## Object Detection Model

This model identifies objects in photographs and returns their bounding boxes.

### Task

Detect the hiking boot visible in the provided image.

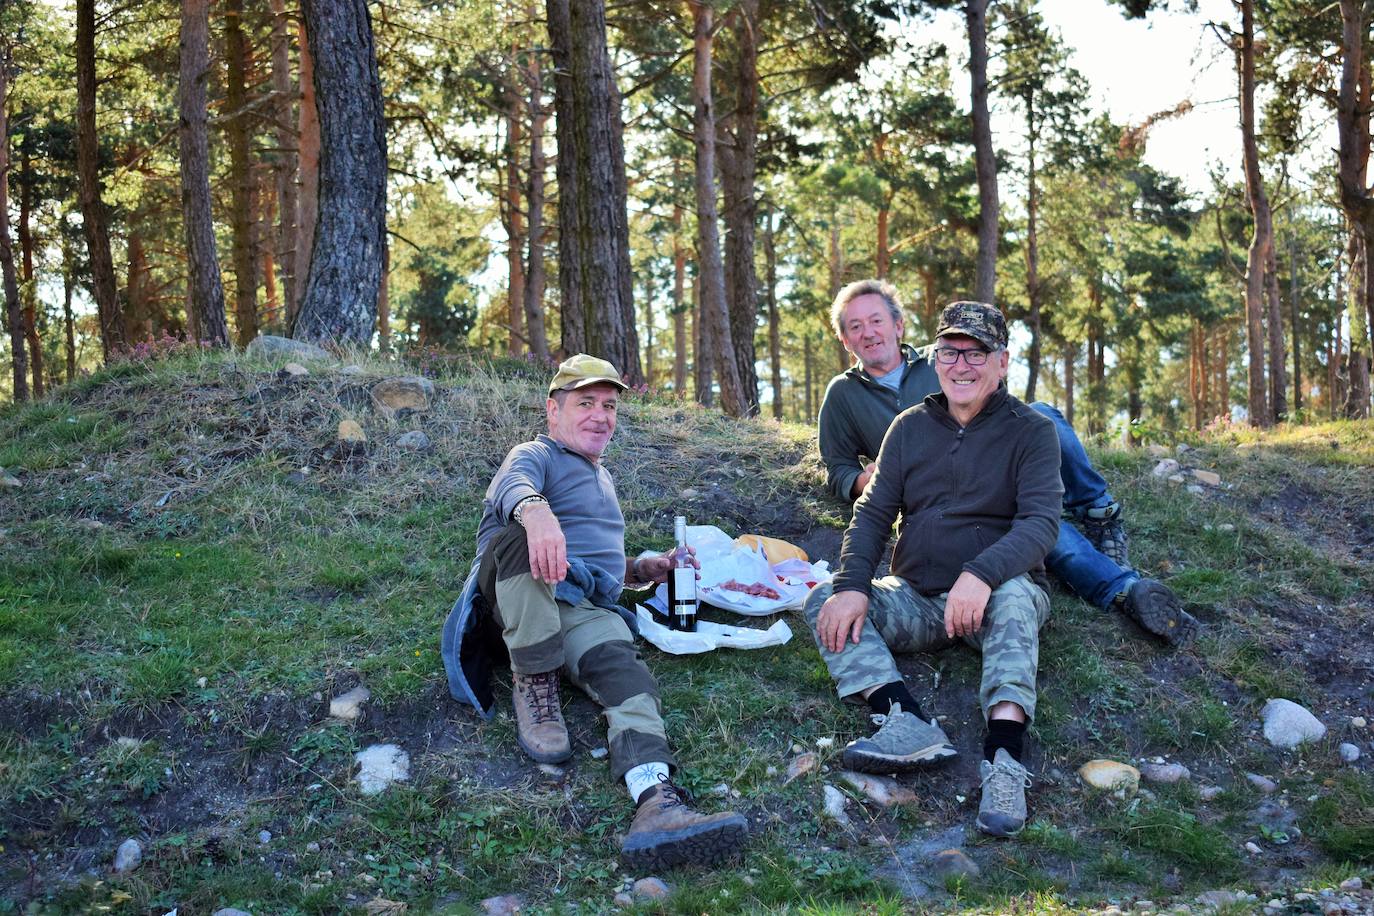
[511,670,571,764]
[620,780,748,870]
[977,748,1032,837]
[1115,578,1200,647]
[1082,501,1130,567]
[841,702,958,774]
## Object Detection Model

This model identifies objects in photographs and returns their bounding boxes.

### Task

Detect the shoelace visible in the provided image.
[981,759,1032,807]
[522,672,561,724]
[649,776,691,810]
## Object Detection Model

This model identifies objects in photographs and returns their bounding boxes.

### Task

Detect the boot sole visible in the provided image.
[517,734,572,765]
[1126,582,1199,647]
[842,742,958,774]
[620,815,748,870]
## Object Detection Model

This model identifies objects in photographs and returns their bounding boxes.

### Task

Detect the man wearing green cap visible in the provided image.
[804,301,1059,838]
[443,353,747,870]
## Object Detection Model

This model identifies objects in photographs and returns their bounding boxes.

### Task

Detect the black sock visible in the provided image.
[984,719,1027,763]
[867,681,925,721]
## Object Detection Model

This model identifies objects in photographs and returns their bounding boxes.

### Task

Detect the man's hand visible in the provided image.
[521,504,568,584]
[850,461,877,500]
[633,546,699,584]
[816,590,870,654]
[945,571,992,638]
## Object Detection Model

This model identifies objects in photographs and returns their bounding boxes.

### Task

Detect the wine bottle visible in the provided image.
[666,515,697,632]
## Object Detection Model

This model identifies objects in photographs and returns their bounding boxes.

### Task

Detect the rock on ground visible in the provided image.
[337,420,367,445]
[1153,458,1181,477]
[1140,762,1191,785]
[1079,759,1140,794]
[822,785,852,827]
[1339,742,1361,763]
[282,362,309,377]
[0,467,20,489]
[395,430,431,450]
[212,909,253,916]
[113,838,142,873]
[1262,698,1326,748]
[930,848,981,880]
[480,895,524,915]
[329,686,371,721]
[1246,772,1279,794]
[840,770,918,808]
[245,335,331,362]
[785,751,818,783]
[1191,468,1222,486]
[355,744,409,796]
[371,376,436,413]
[632,877,671,900]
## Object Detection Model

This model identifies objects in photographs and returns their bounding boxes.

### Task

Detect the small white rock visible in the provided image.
[1262,698,1327,748]
[1352,716,1367,729]
[354,744,409,796]
[329,686,371,721]
[1245,841,1262,855]
[822,785,851,827]
[1218,523,1235,533]
[1153,458,1181,477]
[258,830,272,845]
[1246,773,1279,794]
[1340,877,1363,892]
[1339,742,1361,763]
[1140,762,1190,785]
[113,838,142,873]
[1198,785,1224,801]
[589,747,608,759]
[305,841,321,853]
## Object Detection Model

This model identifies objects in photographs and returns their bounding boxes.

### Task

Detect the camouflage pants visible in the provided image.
[801,574,1050,722]
[479,524,674,780]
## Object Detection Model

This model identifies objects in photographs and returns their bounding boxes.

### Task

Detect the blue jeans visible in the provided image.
[1030,403,1136,609]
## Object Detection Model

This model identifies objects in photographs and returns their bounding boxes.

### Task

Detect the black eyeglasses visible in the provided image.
[933,346,992,366]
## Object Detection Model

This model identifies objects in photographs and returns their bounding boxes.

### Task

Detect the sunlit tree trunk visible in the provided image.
[523,23,550,363]
[672,182,687,396]
[76,0,124,360]
[828,220,846,370]
[178,0,230,347]
[292,0,386,347]
[764,207,782,420]
[17,151,41,396]
[967,0,998,303]
[505,91,526,357]
[1238,0,1272,426]
[269,0,298,331]
[1335,0,1372,417]
[689,0,745,416]
[692,271,712,406]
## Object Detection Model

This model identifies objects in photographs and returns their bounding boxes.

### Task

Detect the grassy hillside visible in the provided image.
[1,349,1371,914]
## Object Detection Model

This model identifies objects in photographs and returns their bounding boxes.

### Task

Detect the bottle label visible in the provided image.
[672,567,696,603]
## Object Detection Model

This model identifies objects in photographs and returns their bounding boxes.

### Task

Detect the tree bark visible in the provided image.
[672,178,687,397]
[1023,110,1041,402]
[1264,245,1287,420]
[1288,234,1301,416]
[224,0,259,346]
[764,207,782,420]
[292,0,386,347]
[1238,0,1272,426]
[378,240,390,352]
[718,0,761,415]
[1,56,26,401]
[178,0,231,347]
[18,151,42,396]
[1335,0,1372,417]
[522,20,551,363]
[76,0,124,360]
[269,0,298,332]
[293,16,320,323]
[546,0,641,381]
[505,90,526,357]
[689,0,746,416]
[692,269,712,405]
[1063,341,1075,428]
[967,0,998,303]
[63,263,76,383]
[125,230,150,340]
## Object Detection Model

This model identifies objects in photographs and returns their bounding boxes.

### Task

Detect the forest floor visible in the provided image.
[1,348,1372,915]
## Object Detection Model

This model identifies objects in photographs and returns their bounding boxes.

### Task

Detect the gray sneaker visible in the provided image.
[977,748,1031,837]
[1083,501,1129,568]
[842,702,958,773]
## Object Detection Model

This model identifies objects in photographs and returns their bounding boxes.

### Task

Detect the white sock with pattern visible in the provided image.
[624,761,671,803]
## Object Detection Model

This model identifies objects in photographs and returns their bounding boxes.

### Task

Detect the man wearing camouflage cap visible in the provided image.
[816,279,1198,648]
[804,301,1059,837]
[443,354,748,869]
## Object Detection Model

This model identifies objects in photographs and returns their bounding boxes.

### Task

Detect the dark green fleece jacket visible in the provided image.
[832,385,1063,597]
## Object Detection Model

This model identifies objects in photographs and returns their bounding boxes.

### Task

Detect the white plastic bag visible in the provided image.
[635,606,793,655]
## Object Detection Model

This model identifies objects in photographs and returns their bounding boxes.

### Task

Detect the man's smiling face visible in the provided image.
[934,333,1008,421]
[839,293,904,376]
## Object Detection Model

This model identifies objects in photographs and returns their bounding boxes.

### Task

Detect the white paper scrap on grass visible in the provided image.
[635,606,792,655]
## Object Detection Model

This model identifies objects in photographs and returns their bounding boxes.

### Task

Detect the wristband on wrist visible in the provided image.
[512,495,548,526]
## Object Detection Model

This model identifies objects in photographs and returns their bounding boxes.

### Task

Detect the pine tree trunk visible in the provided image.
[1264,246,1287,420]
[803,333,814,422]
[1289,234,1302,416]
[1063,342,1075,428]
[672,184,687,397]
[764,208,782,420]
[718,0,760,416]
[692,271,712,406]
[269,0,298,331]
[18,152,42,396]
[967,0,998,303]
[523,30,550,362]
[1023,115,1041,403]
[1,60,28,402]
[876,204,889,279]
[378,241,390,352]
[1238,0,1272,426]
[828,221,847,371]
[125,231,150,341]
[292,0,386,347]
[689,0,745,416]
[224,0,259,346]
[642,275,655,384]
[1335,0,1371,417]
[294,16,320,322]
[178,0,231,347]
[546,0,642,381]
[505,89,526,357]
[63,266,75,383]
[76,0,124,360]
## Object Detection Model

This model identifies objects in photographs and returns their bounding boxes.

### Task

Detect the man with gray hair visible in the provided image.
[817,278,1197,649]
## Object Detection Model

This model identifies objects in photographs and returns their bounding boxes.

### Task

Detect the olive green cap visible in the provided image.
[548,353,629,394]
[935,300,1008,351]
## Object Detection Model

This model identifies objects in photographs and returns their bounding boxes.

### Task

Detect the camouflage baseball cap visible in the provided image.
[548,353,629,394]
[935,301,1008,351]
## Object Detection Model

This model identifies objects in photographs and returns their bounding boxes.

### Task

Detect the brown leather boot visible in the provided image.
[511,670,571,764]
[620,781,748,870]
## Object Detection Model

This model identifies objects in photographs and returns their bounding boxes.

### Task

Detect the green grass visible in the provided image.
[1305,772,1374,863]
